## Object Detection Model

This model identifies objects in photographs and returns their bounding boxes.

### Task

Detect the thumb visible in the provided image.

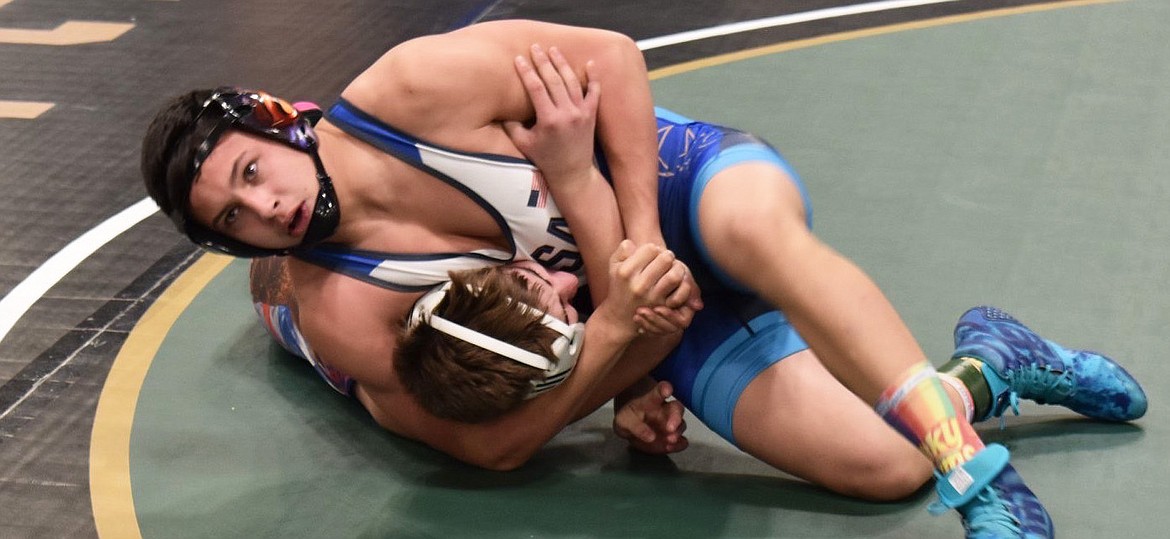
[613,239,635,262]
[656,381,674,400]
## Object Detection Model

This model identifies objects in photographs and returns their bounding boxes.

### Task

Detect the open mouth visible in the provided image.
[287,202,306,237]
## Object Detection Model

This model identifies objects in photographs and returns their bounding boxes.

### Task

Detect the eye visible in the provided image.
[243,161,258,182]
[224,207,240,227]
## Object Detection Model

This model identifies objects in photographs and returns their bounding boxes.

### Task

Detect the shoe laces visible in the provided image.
[992,365,1075,424]
[930,487,1022,537]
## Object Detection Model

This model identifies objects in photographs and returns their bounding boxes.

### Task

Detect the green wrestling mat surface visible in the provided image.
[113,1,1169,537]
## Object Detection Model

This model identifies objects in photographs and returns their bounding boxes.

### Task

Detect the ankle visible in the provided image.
[938,373,974,422]
[939,357,993,420]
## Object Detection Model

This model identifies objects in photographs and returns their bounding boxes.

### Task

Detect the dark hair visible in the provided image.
[140,89,218,226]
[395,268,563,423]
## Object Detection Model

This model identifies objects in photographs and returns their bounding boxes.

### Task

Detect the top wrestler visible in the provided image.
[140,19,1145,539]
[142,19,698,470]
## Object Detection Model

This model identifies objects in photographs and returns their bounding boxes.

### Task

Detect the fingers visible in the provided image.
[627,247,676,294]
[521,44,589,107]
[655,381,674,399]
[652,261,690,307]
[625,422,657,444]
[635,304,695,334]
[633,308,676,334]
[528,45,567,106]
[544,46,584,106]
[614,243,667,282]
[501,119,531,148]
[617,382,690,454]
[615,244,702,309]
[633,305,691,334]
[512,54,554,114]
[583,60,601,110]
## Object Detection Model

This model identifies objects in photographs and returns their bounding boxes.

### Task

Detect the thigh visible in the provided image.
[696,162,811,290]
[732,350,931,501]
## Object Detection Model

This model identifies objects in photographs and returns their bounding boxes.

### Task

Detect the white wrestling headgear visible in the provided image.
[408,282,585,398]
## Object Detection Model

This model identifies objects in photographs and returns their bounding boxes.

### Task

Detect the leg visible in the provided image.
[697,162,924,403]
[732,350,932,502]
[696,162,1053,537]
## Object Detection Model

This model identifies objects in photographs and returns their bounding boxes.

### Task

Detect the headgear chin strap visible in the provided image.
[408,282,585,398]
[177,88,340,258]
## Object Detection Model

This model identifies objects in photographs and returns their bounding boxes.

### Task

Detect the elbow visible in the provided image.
[479,456,526,473]
[589,30,646,76]
[612,33,646,71]
[469,446,535,472]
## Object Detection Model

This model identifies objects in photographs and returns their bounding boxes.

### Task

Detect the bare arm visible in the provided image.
[290,255,674,471]
[345,19,663,245]
[358,302,642,471]
[500,41,697,451]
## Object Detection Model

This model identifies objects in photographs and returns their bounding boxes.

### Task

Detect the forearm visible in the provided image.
[572,333,677,422]
[591,38,662,246]
[546,167,622,305]
[451,307,638,469]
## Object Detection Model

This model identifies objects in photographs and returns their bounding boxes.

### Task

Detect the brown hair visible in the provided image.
[139,88,219,226]
[395,268,564,423]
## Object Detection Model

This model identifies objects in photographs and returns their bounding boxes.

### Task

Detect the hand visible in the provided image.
[503,44,601,187]
[614,381,689,455]
[597,241,688,337]
[633,253,704,334]
[633,304,696,335]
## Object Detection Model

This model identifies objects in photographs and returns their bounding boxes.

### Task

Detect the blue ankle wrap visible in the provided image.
[934,444,1010,509]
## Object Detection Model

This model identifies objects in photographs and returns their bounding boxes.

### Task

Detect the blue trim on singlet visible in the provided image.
[658,107,814,293]
[328,99,532,166]
[692,312,808,441]
[295,246,512,293]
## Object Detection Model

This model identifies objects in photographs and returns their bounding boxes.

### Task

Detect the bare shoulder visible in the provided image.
[285,260,416,389]
[340,28,508,134]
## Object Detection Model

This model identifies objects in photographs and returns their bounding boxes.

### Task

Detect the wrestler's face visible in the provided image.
[506,260,580,324]
[188,130,319,250]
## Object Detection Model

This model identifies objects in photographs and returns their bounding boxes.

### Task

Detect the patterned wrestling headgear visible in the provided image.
[175,88,340,258]
[408,281,585,398]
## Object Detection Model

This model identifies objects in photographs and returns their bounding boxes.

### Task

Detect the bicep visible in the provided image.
[350,21,639,132]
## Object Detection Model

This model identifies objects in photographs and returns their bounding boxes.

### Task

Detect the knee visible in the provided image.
[703,197,812,275]
[698,168,811,265]
[828,456,933,502]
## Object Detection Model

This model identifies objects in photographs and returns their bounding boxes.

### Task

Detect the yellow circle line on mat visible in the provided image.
[86,1,1123,536]
[647,0,1120,80]
[90,253,233,539]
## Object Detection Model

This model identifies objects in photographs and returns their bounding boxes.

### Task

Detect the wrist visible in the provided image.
[546,167,604,198]
[588,303,639,344]
[624,219,665,247]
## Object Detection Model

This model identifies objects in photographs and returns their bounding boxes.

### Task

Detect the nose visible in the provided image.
[548,271,579,302]
[241,189,280,220]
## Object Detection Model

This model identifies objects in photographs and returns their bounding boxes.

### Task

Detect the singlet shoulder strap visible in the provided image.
[294,244,510,293]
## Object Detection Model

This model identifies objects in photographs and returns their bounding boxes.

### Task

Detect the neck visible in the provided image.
[311,121,406,244]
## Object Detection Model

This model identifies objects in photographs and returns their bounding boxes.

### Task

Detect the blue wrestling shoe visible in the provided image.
[952,306,1147,423]
[930,444,1054,539]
